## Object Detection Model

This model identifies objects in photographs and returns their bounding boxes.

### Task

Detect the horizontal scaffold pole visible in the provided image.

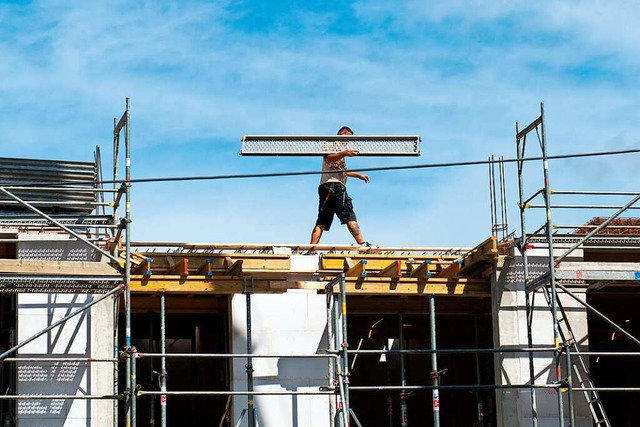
[0,187,120,264]
[0,284,124,360]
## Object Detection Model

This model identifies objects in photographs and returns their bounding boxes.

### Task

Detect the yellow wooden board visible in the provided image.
[0,259,121,276]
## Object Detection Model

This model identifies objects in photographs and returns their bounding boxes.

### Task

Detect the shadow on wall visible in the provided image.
[17,293,93,427]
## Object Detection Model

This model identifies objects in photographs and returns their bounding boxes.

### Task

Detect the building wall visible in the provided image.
[492,250,592,427]
[231,290,331,427]
[16,237,115,427]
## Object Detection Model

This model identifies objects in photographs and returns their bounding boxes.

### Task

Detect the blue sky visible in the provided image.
[1,1,639,247]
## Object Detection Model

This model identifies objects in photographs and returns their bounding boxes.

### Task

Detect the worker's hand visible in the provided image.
[342,149,359,157]
[358,174,370,183]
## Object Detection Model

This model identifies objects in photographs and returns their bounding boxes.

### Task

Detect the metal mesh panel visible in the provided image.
[0,278,121,293]
[241,135,421,156]
[17,247,102,262]
[0,214,113,228]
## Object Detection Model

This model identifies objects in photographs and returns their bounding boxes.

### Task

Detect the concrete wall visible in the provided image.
[231,290,330,427]
[16,237,115,427]
[492,250,592,427]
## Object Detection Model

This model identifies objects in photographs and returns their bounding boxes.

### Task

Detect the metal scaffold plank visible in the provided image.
[240,135,421,156]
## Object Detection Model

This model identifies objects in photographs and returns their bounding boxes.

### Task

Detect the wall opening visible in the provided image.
[347,296,495,426]
[587,290,640,427]
[123,295,230,427]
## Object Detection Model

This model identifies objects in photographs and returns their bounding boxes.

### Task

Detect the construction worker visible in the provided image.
[310,126,371,246]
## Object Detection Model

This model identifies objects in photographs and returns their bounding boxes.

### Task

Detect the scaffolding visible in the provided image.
[516,103,640,426]
[1,99,639,426]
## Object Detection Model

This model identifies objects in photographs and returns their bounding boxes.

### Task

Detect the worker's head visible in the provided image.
[337,126,353,136]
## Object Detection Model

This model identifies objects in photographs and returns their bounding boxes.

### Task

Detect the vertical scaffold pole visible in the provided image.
[564,345,575,427]
[429,295,440,427]
[112,114,120,427]
[245,278,256,427]
[132,349,137,427]
[160,292,167,427]
[332,283,348,427]
[398,314,408,427]
[326,285,337,427]
[338,273,350,426]
[125,97,133,427]
[516,122,538,427]
[539,103,565,426]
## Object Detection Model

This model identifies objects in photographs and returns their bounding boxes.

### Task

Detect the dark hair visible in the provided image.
[337,126,353,135]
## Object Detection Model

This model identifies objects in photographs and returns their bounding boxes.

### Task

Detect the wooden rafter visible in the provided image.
[345,259,367,277]
[165,257,189,275]
[376,260,402,278]
[460,236,499,276]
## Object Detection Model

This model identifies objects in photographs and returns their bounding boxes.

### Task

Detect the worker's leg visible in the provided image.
[312,184,334,244]
[335,186,366,244]
[310,225,325,244]
[346,221,365,244]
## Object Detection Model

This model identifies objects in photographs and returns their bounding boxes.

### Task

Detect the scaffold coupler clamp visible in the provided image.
[554,377,570,392]
[153,369,168,383]
[119,217,131,229]
[560,340,574,354]
[119,346,137,361]
[245,362,254,375]
[400,391,415,400]
[430,368,448,381]
[325,284,333,296]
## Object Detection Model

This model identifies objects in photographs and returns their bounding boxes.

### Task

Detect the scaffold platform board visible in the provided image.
[240,135,421,156]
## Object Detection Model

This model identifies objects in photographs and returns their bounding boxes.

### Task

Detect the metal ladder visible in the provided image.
[541,286,611,426]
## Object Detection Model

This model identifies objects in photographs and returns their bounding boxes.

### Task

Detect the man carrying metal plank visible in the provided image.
[310,126,371,247]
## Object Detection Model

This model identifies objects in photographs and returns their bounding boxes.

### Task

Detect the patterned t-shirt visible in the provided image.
[319,156,347,185]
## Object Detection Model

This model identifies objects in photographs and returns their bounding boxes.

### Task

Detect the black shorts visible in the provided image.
[315,182,357,231]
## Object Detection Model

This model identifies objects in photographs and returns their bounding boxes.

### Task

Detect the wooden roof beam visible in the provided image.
[225,259,244,277]
[460,236,499,275]
[410,260,433,278]
[165,257,189,275]
[437,260,463,278]
[376,260,402,278]
[345,259,368,277]
[132,257,153,275]
[196,258,214,276]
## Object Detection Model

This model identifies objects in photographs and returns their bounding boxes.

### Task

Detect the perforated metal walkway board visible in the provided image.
[240,135,421,156]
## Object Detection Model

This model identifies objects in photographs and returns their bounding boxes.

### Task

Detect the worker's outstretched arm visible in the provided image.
[346,171,370,183]
[324,149,359,163]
